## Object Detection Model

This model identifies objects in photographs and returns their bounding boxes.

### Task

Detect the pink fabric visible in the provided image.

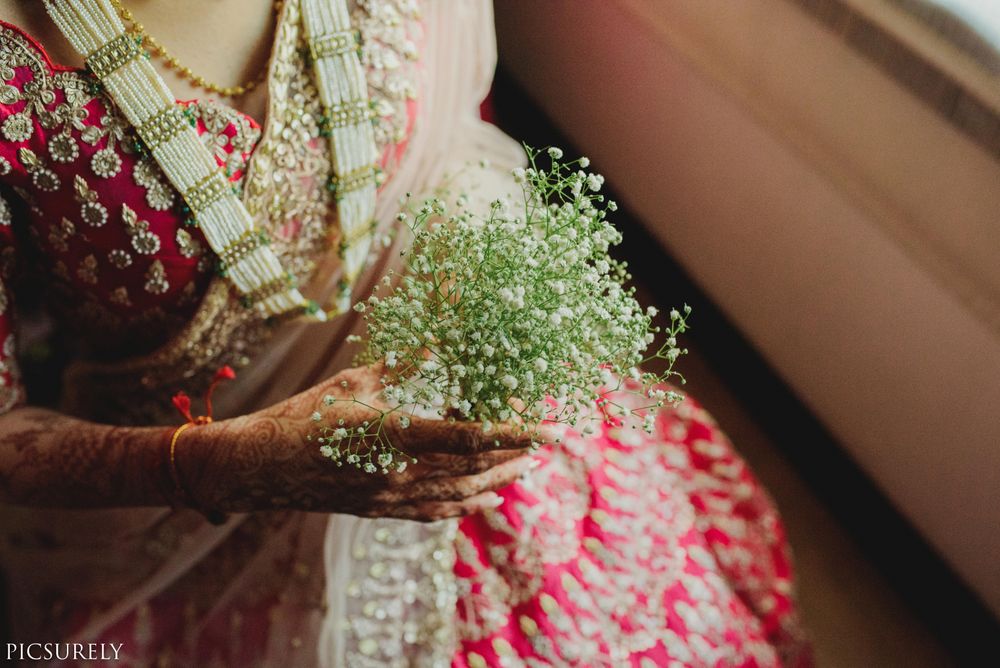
[452,389,810,667]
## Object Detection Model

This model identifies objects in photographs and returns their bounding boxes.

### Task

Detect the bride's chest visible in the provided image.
[0,0,422,353]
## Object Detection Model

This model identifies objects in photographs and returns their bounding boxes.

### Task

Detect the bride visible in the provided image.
[0,0,809,665]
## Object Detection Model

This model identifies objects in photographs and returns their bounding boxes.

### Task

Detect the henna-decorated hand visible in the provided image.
[178,364,540,521]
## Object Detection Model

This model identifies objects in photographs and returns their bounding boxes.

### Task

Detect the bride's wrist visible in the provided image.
[142,419,231,521]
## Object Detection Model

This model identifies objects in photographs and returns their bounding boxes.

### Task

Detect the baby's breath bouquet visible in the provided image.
[314,147,690,473]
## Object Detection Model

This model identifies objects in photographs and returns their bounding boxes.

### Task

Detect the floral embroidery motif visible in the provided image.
[0,193,10,226]
[133,158,175,211]
[186,101,261,176]
[352,0,422,158]
[48,217,75,252]
[144,259,169,295]
[175,228,202,259]
[73,175,109,227]
[76,254,99,284]
[91,146,122,178]
[17,147,60,192]
[121,204,161,255]
[81,110,132,179]
[108,248,132,269]
[48,133,79,163]
[109,286,131,306]
[1,111,31,142]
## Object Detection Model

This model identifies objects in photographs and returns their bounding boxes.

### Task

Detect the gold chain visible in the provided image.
[108,0,282,98]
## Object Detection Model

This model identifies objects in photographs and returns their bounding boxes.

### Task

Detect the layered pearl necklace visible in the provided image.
[43,0,379,322]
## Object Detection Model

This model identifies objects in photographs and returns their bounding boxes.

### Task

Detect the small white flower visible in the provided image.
[319,445,334,457]
[500,375,519,390]
[579,157,590,167]
[547,147,564,159]
[310,411,323,422]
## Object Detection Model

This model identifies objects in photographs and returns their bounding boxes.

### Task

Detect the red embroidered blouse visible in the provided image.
[0,15,417,413]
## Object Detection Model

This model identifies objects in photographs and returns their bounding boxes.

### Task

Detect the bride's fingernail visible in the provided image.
[486,493,505,507]
[529,459,542,470]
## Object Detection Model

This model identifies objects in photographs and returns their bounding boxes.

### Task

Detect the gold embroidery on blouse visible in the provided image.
[185,100,261,176]
[0,192,10,226]
[143,259,169,295]
[108,248,132,269]
[73,175,109,227]
[17,147,60,192]
[76,254,99,285]
[48,217,75,253]
[132,158,175,211]
[175,228,203,260]
[48,133,79,163]
[110,286,131,306]
[121,204,161,255]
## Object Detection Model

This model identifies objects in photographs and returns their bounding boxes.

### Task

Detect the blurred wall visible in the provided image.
[495,0,1000,616]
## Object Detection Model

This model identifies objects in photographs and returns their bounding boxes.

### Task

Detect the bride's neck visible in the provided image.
[2,0,277,121]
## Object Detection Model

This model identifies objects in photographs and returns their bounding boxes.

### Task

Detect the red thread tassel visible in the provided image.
[171,366,236,424]
[171,392,195,424]
[203,365,236,422]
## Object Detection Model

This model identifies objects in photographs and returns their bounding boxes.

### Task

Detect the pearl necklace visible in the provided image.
[43,0,380,322]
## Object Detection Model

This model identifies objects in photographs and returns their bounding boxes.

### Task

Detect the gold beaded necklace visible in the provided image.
[107,0,282,98]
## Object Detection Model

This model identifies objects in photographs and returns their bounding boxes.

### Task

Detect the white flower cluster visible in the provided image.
[314,147,690,473]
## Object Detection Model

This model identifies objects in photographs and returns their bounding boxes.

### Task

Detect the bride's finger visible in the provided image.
[394,415,538,455]
[413,449,530,477]
[391,491,508,522]
[400,456,537,502]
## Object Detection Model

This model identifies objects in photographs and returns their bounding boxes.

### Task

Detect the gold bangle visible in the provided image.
[166,422,228,525]
[168,421,196,499]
